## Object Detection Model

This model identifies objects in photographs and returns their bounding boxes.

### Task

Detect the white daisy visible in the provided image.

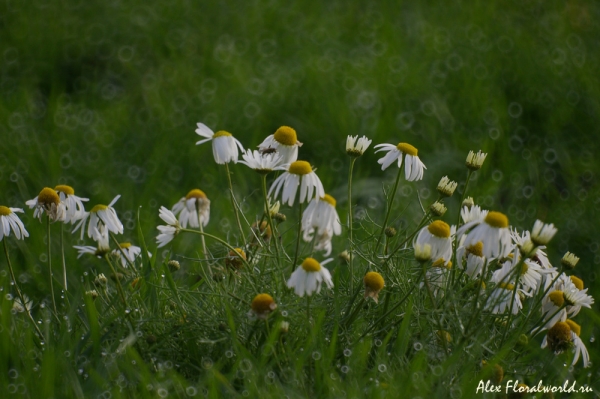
[301,194,342,248]
[346,135,372,157]
[171,189,210,229]
[541,320,589,368]
[312,230,334,256]
[374,142,426,180]
[258,126,302,166]
[414,220,453,266]
[485,282,523,314]
[238,149,284,173]
[436,176,457,197]
[156,206,181,248]
[457,211,513,259]
[566,320,590,368]
[249,293,277,320]
[530,220,557,246]
[12,294,32,313]
[112,242,149,268]
[287,257,334,297]
[268,160,325,207]
[460,204,488,225]
[74,245,103,259]
[195,122,244,164]
[0,206,29,241]
[492,253,542,294]
[456,241,486,279]
[465,150,487,170]
[26,187,66,222]
[55,185,89,224]
[73,195,124,242]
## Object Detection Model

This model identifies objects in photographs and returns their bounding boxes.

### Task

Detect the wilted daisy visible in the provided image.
[456,241,486,278]
[195,122,244,164]
[302,194,342,244]
[258,126,302,166]
[465,150,487,170]
[287,257,334,297]
[225,248,247,270]
[249,293,277,320]
[112,242,149,268]
[566,320,590,368]
[55,185,89,224]
[172,189,210,229]
[346,135,372,157]
[414,221,453,266]
[458,211,512,259]
[437,176,457,197]
[374,142,426,180]
[238,149,284,174]
[268,161,325,207]
[73,195,124,242]
[156,206,181,248]
[0,206,29,241]
[541,320,589,367]
[26,187,66,222]
[364,272,384,303]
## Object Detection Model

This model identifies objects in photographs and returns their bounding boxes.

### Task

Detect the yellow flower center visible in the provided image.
[363,272,384,291]
[186,189,207,200]
[38,187,60,205]
[91,204,108,213]
[570,275,584,290]
[301,257,321,272]
[565,319,581,337]
[212,130,232,138]
[251,293,276,314]
[230,248,247,260]
[0,206,11,216]
[55,185,75,195]
[273,126,297,146]
[119,242,132,249]
[484,211,509,228]
[520,263,529,275]
[289,161,312,176]
[548,321,571,342]
[466,242,484,258]
[321,194,336,207]
[396,142,418,156]
[548,290,564,307]
[498,282,515,291]
[427,220,451,238]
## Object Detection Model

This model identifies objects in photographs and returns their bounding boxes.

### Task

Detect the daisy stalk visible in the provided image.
[261,174,281,269]
[47,214,58,316]
[376,155,404,253]
[104,253,128,307]
[347,157,357,291]
[224,163,247,247]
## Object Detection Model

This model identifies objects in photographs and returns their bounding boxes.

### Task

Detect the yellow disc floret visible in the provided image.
[301,257,321,272]
[548,290,565,307]
[38,187,60,205]
[119,242,132,249]
[484,211,509,228]
[364,272,385,291]
[289,161,312,175]
[396,142,418,156]
[570,275,584,290]
[90,204,108,213]
[251,293,276,315]
[321,194,336,208]
[427,220,451,238]
[212,130,232,138]
[466,242,484,258]
[0,206,11,216]
[186,189,207,200]
[547,321,572,352]
[55,185,75,195]
[498,282,515,291]
[273,126,298,146]
[565,319,581,337]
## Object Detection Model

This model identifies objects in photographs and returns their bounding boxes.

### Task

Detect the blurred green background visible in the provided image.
[1,0,599,340]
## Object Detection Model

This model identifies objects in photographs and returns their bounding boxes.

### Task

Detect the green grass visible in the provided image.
[1,0,600,397]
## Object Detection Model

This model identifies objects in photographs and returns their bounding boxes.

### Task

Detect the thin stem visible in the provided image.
[292,202,304,268]
[198,223,208,263]
[182,228,250,270]
[347,158,356,293]
[3,240,45,341]
[455,170,473,229]
[376,158,404,253]
[104,254,128,307]
[306,295,312,323]
[224,163,246,247]
[109,233,137,272]
[262,174,281,269]
[47,215,58,316]
[60,223,67,290]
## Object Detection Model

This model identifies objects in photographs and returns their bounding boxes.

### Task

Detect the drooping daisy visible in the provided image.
[225,248,247,270]
[55,185,89,224]
[238,149,284,174]
[485,282,524,314]
[73,195,124,242]
[258,126,302,166]
[268,161,325,207]
[156,206,181,248]
[0,206,29,241]
[541,320,590,368]
[171,189,210,229]
[492,253,542,294]
[195,122,244,164]
[287,257,334,297]
[374,142,426,180]
[346,135,372,157]
[458,211,513,259]
[566,320,590,368]
[301,194,342,247]
[414,220,453,266]
[26,187,66,222]
[249,293,277,320]
[456,241,486,279]
[112,242,149,268]
[364,271,384,303]
[312,229,334,257]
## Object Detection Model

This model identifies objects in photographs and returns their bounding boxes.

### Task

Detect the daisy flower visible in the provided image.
[414,220,453,266]
[0,206,29,241]
[287,257,334,297]
[346,135,372,157]
[566,320,590,368]
[26,187,66,222]
[73,195,124,242]
[561,251,579,269]
[457,211,512,259]
[436,176,457,197]
[55,185,89,224]
[238,149,284,174]
[302,194,342,244]
[268,160,325,207]
[249,293,277,320]
[541,320,590,368]
[112,242,149,268]
[456,241,486,279]
[363,271,384,303]
[530,220,557,246]
[195,122,244,164]
[258,126,302,166]
[156,206,181,248]
[485,282,524,314]
[171,189,210,229]
[492,254,542,294]
[374,142,426,180]
[465,150,487,170]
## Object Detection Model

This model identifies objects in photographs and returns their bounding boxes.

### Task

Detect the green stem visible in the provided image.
[262,174,281,269]
[104,254,128,307]
[376,157,404,253]
[306,295,312,323]
[347,158,356,293]
[60,223,67,290]
[224,162,246,247]
[181,228,250,270]
[47,215,58,316]
[3,240,45,341]
[292,202,304,268]
[199,223,208,264]
[456,170,473,229]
